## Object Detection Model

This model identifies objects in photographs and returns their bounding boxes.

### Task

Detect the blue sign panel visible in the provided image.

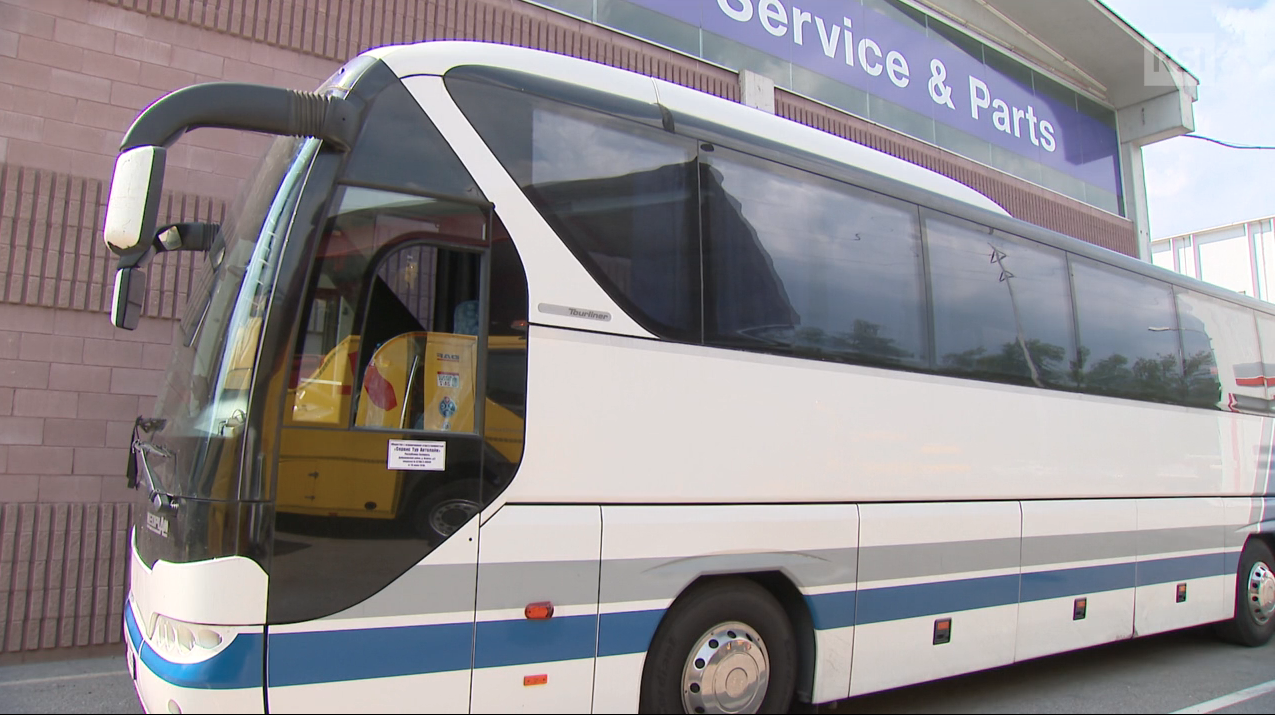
[548,0,1123,212]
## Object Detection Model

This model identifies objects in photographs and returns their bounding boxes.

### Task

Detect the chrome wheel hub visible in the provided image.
[430,499,479,536]
[1249,561,1275,625]
[681,621,769,714]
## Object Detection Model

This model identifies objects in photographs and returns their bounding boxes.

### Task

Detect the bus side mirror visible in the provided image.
[111,266,147,330]
[104,145,166,256]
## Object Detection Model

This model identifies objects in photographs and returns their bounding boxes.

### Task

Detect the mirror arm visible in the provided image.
[155,222,219,253]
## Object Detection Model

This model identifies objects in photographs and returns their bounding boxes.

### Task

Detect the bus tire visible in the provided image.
[1216,538,1275,647]
[639,578,796,714]
[411,480,482,543]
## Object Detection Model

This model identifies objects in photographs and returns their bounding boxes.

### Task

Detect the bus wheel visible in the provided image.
[412,481,481,542]
[1217,538,1275,646]
[639,578,796,714]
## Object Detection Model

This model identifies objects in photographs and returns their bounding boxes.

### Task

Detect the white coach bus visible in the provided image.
[103,41,1274,714]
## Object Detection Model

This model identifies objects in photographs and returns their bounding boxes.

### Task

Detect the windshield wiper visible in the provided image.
[126,416,175,508]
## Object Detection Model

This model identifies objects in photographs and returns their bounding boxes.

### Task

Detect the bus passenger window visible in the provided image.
[702,148,928,368]
[927,215,1076,388]
[287,230,364,426]
[1072,258,1182,403]
[447,77,701,341]
[1176,289,1255,411]
[353,244,482,433]
[286,187,485,427]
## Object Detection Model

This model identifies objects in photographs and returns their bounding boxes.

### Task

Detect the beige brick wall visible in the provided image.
[0,303,164,652]
[0,305,172,506]
[0,0,339,201]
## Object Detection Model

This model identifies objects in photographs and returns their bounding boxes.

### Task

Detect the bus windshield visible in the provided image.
[139,136,320,502]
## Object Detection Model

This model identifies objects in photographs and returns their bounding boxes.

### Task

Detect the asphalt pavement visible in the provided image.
[0,652,139,714]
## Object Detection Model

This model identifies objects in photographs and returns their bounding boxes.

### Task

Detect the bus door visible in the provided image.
[265,187,500,712]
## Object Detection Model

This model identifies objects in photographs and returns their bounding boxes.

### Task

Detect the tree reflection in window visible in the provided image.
[928,214,1075,388]
[703,149,928,368]
[1071,258,1183,403]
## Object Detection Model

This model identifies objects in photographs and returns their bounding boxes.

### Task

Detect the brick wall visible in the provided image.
[1,305,170,653]
[1,0,340,201]
[0,305,173,506]
[0,0,1140,655]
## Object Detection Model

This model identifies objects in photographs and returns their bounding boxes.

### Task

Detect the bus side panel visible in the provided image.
[1219,413,1266,500]
[264,519,480,714]
[471,505,601,714]
[1133,498,1229,636]
[511,327,1227,506]
[849,502,1020,698]
[1015,500,1137,662]
[593,505,860,711]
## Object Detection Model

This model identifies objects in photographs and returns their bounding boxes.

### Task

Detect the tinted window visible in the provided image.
[703,148,927,368]
[270,188,492,623]
[450,79,700,340]
[1072,258,1181,402]
[928,215,1076,387]
[343,74,484,201]
[484,221,530,483]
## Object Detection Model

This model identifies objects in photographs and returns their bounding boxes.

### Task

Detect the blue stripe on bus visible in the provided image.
[805,590,858,630]
[268,622,474,686]
[473,615,598,668]
[855,573,1021,625]
[1136,552,1227,586]
[1020,562,1136,602]
[811,553,1232,628]
[124,606,264,690]
[597,609,666,657]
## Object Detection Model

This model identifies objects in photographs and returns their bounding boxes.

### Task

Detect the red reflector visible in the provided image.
[524,674,548,686]
[525,602,554,620]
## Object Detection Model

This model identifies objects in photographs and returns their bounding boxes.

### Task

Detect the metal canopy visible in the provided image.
[919,0,1197,113]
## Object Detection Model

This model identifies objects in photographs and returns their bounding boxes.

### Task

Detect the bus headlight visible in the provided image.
[145,613,233,663]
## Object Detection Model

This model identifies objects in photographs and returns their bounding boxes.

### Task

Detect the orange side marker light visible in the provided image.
[525,602,554,620]
[524,674,548,686]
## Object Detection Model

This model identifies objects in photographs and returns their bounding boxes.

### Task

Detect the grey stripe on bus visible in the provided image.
[321,563,478,621]
[476,559,601,612]
[1136,525,1226,558]
[598,549,859,607]
[1021,531,1138,568]
[318,522,1247,620]
[857,537,1020,583]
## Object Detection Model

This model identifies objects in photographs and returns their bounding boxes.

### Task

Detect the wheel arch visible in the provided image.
[655,570,817,707]
[1253,531,1275,555]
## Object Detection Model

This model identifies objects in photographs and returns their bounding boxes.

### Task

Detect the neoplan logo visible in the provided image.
[146,512,169,538]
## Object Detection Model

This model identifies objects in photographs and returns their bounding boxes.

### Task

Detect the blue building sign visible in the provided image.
[532,0,1123,215]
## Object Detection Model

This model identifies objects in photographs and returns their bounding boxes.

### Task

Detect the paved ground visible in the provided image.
[0,626,1271,713]
[0,653,139,714]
